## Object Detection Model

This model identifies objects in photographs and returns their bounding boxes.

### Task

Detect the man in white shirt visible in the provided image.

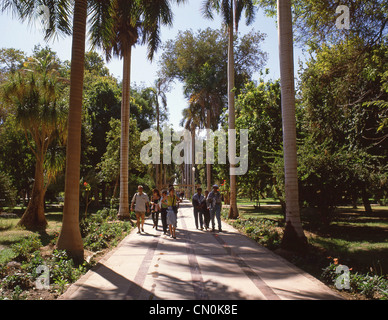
[131,185,150,234]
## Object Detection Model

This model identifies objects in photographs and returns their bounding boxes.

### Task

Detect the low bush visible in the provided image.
[82,208,131,252]
[0,207,132,299]
[11,234,42,262]
[226,214,282,250]
[321,260,388,300]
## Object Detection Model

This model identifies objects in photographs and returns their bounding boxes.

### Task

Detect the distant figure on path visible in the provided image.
[131,185,150,234]
[207,185,223,232]
[192,187,204,230]
[202,190,211,230]
[160,190,169,235]
[167,187,179,239]
[151,189,161,230]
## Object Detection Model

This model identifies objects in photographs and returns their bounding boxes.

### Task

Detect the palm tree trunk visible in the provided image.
[156,103,160,189]
[206,114,212,192]
[277,0,306,249]
[18,153,47,230]
[192,128,195,196]
[228,8,238,219]
[118,46,132,219]
[57,0,87,263]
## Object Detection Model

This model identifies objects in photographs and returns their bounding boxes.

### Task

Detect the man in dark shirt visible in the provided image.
[192,187,205,230]
[207,185,223,232]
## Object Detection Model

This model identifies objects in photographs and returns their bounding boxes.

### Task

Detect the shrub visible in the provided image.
[48,250,84,284]
[81,208,131,252]
[321,260,388,300]
[2,271,33,290]
[11,234,42,262]
[229,217,282,249]
[0,172,17,211]
[20,251,45,277]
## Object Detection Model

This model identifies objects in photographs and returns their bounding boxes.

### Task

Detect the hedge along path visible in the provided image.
[60,201,342,300]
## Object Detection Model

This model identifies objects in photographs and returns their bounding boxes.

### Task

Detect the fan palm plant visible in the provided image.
[2,52,68,230]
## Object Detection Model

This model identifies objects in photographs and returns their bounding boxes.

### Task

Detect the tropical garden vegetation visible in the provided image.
[0,0,387,300]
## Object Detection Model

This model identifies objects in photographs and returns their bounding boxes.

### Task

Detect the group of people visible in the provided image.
[130,184,223,240]
[131,185,181,239]
[192,185,223,232]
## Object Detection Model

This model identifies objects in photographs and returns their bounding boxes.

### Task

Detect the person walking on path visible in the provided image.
[131,185,150,234]
[207,185,223,232]
[202,190,211,230]
[160,190,169,235]
[192,187,205,230]
[167,187,179,239]
[151,189,161,230]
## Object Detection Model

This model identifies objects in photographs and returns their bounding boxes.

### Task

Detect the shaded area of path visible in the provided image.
[60,201,342,300]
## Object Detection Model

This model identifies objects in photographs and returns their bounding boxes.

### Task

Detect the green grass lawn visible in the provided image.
[235,198,388,276]
[0,207,63,264]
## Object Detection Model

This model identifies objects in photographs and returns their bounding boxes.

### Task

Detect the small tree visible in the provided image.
[2,51,68,229]
[0,171,17,212]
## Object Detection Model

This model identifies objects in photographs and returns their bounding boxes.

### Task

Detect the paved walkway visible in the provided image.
[60,201,342,300]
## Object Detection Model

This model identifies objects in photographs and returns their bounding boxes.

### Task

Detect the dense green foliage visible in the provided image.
[0,47,168,216]
[0,208,132,299]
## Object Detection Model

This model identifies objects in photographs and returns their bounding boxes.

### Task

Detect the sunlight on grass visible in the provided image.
[0,212,62,249]
[233,198,388,275]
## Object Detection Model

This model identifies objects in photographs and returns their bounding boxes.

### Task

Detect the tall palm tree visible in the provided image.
[277,0,306,249]
[145,79,168,189]
[57,0,88,263]
[181,103,203,192]
[185,84,224,192]
[202,0,256,219]
[90,0,186,219]
[1,0,89,262]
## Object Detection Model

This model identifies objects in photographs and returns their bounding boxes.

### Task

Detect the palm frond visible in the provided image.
[201,0,219,20]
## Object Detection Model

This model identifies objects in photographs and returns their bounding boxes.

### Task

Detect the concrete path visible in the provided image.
[60,201,342,300]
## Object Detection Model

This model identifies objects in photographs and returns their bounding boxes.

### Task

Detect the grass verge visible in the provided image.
[0,208,132,300]
[223,199,388,300]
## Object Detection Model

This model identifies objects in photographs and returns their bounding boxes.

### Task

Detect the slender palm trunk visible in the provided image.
[118,47,132,219]
[206,114,212,192]
[228,8,238,219]
[192,128,195,195]
[57,0,87,263]
[277,0,306,249]
[156,103,161,189]
[18,152,47,229]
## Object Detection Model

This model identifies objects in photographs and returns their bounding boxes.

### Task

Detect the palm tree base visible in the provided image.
[56,245,84,266]
[228,204,239,219]
[117,214,135,226]
[17,218,47,231]
[57,225,85,265]
[281,221,308,252]
[17,204,47,231]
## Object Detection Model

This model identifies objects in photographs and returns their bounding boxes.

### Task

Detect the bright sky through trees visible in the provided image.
[0,1,304,129]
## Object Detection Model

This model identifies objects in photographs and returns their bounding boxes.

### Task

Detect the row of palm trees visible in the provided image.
[1,0,306,262]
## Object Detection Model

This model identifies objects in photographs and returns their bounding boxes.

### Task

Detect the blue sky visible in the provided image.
[0,1,306,130]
